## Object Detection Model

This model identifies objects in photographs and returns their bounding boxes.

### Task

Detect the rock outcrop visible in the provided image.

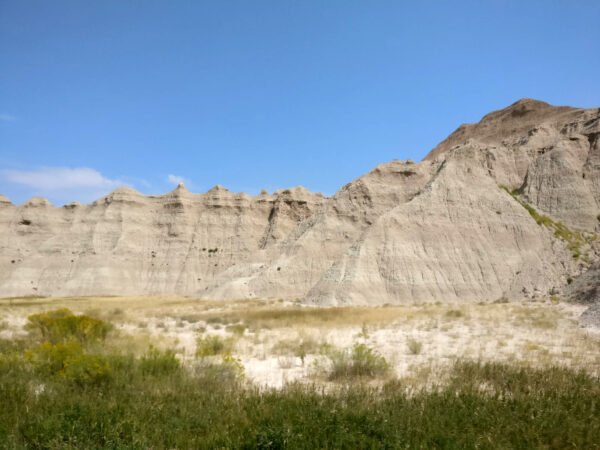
[1,99,599,303]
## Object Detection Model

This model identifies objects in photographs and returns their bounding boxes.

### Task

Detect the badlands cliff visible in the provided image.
[1,99,599,304]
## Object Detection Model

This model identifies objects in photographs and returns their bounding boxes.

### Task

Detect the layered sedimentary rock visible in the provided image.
[1,99,599,303]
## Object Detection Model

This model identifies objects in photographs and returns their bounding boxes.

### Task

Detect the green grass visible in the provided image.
[2,309,600,448]
[2,352,599,448]
[499,185,596,260]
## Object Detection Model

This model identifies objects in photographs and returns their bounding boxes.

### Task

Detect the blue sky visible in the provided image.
[1,1,599,205]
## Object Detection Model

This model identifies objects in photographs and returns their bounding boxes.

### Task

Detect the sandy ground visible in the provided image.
[1,296,599,388]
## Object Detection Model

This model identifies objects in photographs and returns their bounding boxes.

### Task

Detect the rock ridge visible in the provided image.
[1,98,599,303]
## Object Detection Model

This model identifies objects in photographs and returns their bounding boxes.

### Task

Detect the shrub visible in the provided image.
[139,347,181,377]
[25,309,111,346]
[196,335,233,357]
[26,341,111,386]
[327,343,389,380]
[406,338,423,355]
[445,309,464,318]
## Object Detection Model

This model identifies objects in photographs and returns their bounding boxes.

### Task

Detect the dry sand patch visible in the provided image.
[1,296,598,388]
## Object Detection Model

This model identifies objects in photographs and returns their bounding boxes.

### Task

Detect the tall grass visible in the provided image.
[2,354,599,448]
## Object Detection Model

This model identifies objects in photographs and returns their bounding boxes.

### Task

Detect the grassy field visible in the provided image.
[1,297,600,448]
[1,351,599,448]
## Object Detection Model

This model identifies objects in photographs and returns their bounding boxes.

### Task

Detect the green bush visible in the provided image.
[25,308,112,346]
[327,343,390,380]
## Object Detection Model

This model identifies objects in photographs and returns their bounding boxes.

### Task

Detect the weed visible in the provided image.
[407,338,423,355]
[206,316,226,325]
[326,343,390,380]
[178,314,202,323]
[225,324,246,335]
[108,308,124,319]
[445,309,464,318]
[194,355,244,385]
[357,323,370,340]
[296,338,319,365]
[277,356,296,369]
[139,347,181,377]
[196,335,234,357]
[272,337,319,365]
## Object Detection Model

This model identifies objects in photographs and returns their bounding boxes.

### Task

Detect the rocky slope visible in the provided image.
[1,99,599,304]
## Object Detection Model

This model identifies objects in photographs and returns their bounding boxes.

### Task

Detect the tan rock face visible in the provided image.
[1,99,599,302]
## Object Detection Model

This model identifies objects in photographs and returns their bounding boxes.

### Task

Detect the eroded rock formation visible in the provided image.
[1,99,599,303]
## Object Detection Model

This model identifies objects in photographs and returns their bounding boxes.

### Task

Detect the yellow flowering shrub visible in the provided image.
[25,309,112,346]
[26,341,111,386]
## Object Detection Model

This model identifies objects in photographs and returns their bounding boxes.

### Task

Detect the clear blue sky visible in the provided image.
[1,1,599,205]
